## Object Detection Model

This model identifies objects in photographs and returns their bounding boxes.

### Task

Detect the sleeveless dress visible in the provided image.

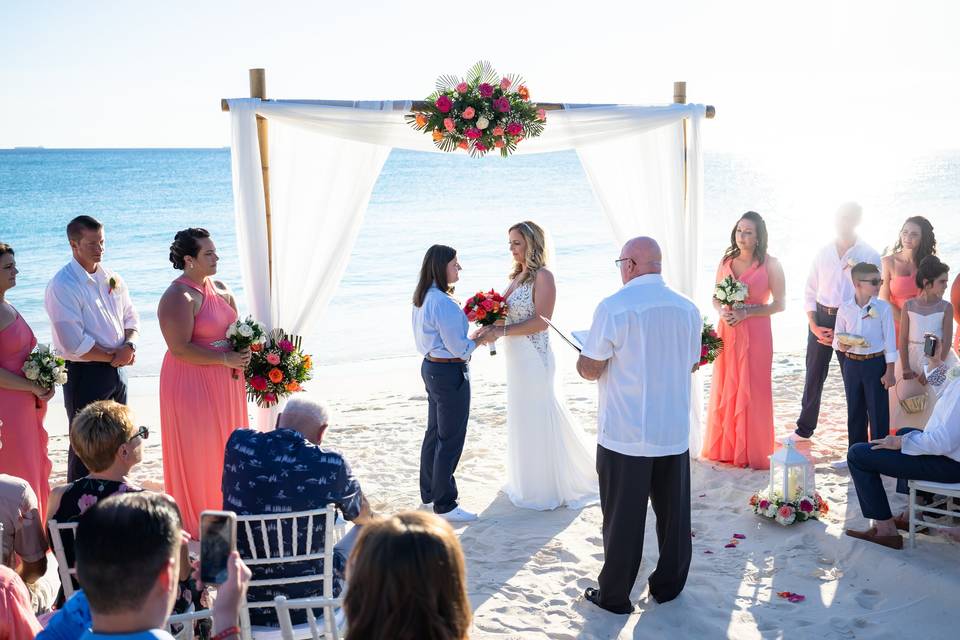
[0,312,51,518]
[888,273,919,342]
[502,281,599,510]
[890,300,958,430]
[160,276,248,537]
[702,261,775,470]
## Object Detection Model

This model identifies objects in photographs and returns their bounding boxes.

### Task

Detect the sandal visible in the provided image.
[846,526,903,550]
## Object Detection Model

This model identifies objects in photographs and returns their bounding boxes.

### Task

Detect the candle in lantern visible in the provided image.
[787,467,800,500]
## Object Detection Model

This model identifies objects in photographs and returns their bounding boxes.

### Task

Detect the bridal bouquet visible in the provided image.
[222,316,267,379]
[749,489,828,526]
[700,320,723,367]
[405,60,546,157]
[464,290,508,355]
[22,344,68,389]
[714,275,748,308]
[245,330,313,407]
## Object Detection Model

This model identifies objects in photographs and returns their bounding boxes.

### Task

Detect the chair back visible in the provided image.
[167,608,216,640]
[48,519,80,598]
[274,595,344,640]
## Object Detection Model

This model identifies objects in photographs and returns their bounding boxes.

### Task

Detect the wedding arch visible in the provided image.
[222,68,715,432]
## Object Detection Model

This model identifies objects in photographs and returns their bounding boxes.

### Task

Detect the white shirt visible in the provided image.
[412,286,477,360]
[581,274,701,457]
[901,376,960,462]
[804,239,881,312]
[44,258,140,361]
[832,296,898,363]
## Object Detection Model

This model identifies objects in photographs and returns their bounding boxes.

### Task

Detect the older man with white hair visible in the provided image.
[221,396,373,626]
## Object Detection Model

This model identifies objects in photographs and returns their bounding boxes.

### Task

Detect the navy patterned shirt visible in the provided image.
[222,428,363,626]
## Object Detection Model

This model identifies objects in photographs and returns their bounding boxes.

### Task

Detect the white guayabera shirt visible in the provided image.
[804,239,881,311]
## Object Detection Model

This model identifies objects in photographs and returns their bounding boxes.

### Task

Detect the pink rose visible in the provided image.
[798,499,815,513]
[467,311,477,322]
[506,122,523,136]
[456,82,469,94]
[514,136,524,143]
[475,142,488,152]
[478,83,494,98]
[494,139,505,149]
[278,339,294,353]
[266,352,281,365]
[500,77,512,91]
[481,299,494,311]
[465,127,481,140]
[435,95,453,113]
[78,494,98,513]
[493,97,511,113]
[777,504,795,518]
[493,126,505,136]
[462,106,476,119]
[537,108,547,121]
[444,118,456,133]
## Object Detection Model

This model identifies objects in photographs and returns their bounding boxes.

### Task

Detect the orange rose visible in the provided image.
[285,381,301,392]
[268,368,284,383]
[250,342,263,352]
[303,355,313,370]
[431,130,444,142]
[415,113,428,127]
[517,85,530,100]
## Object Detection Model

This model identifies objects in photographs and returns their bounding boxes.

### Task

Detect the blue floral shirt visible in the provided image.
[222,428,363,626]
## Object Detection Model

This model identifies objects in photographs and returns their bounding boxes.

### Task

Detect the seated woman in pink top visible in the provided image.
[880,216,936,343]
[158,228,250,537]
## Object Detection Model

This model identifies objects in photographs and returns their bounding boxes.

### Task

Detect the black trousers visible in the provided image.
[419,359,470,514]
[596,445,691,608]
[795,306,846,438]
[842,356,890,446]
[63,361,128,481]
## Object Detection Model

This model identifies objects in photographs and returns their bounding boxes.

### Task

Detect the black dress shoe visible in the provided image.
[584,587,635,614]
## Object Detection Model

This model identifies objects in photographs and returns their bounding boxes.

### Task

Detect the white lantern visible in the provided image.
[768,440,815,501]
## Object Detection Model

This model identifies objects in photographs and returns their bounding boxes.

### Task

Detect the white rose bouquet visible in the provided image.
[714,275,749,309]
[22,344,68,390]
[221,316,266,379]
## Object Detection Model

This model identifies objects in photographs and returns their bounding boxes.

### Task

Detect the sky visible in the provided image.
[2,1,959,154]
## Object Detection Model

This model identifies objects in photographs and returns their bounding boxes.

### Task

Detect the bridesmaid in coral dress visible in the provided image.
[880,216,936,343]
[702,212,786,470]
[0,244,54,517]
[158,229,250,536]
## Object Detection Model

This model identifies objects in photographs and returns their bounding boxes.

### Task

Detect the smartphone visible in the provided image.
[924,333,939,358]
[200,510,236,585]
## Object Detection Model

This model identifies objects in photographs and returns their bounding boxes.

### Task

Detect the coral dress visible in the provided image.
[0,312,51,518]
[160,277,248,537]
[702,261,774,470]
[888,274,919,342]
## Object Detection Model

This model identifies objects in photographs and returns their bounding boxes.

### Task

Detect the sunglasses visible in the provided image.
[858,278,883,286]
[127,425,149,443]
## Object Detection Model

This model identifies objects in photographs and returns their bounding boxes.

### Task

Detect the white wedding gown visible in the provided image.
[502,281,600,510]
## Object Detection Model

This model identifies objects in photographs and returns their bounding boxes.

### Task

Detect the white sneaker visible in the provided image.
[830,459,848,470]
[786,432,810,444]
[437,507,478,523]
[418,502,433,511]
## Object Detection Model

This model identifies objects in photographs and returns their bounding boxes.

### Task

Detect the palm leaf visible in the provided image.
[436,74,461,93]
[465,60,498,85]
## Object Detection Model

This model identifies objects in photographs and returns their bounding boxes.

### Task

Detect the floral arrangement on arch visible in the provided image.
[405,60,546,157]
[749,489,828,526]
[245,330,313,408]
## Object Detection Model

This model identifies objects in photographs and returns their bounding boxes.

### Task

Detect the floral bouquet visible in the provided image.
[714,275,748,308]
[749,489,828,526]
[22,344,67,389]
[405,60,546,157]
[245,330,313,408]
[221,316,267,379]
[463,290,508,355]
[700,320,723,367]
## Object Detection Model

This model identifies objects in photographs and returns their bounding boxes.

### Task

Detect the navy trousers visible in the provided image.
[847,428,960,520]
[795,306,846,438]
[63,361,128,481]
[842,356,889,446]
[419,359,470,515]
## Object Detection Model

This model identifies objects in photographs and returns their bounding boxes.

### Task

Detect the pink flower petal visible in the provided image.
[733,533,746,539]
[724,543,737,548]
[703,550,714,554]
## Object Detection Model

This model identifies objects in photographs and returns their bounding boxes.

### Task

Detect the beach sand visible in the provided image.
[43,349,959,639]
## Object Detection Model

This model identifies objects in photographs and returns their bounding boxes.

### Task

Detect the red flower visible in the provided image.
[475,309,487,321]
[701,345,709,357]
[249,376,268,391]
[435,95,453,113]
[481,299,495,311]
[278,339,294,353]
[478,83,494,98]
[263,392,277,405]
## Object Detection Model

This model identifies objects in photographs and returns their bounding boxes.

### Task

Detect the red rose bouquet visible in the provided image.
[700,319,723,367]
[463,289,508,355]
[245,329,313,407]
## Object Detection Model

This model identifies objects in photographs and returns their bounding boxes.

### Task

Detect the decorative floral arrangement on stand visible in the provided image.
[463,290,508,355]
[222,316,268,379]
[700,320,723,366]
[714,275,748,308]
[749,490,829,526]
[245,330,313,407]
[22,344,68,389]
[406,60,546,157]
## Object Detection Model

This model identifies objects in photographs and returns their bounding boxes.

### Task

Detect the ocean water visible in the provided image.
[1,147,958,377]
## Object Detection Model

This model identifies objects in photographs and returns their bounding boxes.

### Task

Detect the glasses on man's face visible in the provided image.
[858,278,883,286]
[127,426,149,443]
[614,257,634,268]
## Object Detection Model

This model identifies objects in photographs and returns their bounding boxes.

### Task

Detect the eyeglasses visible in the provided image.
[614,257,635,268]
[127,426,149,443]
[858,279,883,286]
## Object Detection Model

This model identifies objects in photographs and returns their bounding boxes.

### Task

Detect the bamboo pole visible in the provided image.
[249,68,273,291]
[675,81,689,215]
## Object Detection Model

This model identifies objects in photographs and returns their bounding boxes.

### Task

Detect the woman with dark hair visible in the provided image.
[881,216,937,341]
[889,255,956,430]
[157,228,250,537]
[344,511,471,640]
[412,245,492,523]
[0,243,54,517]
[702,212,787,469]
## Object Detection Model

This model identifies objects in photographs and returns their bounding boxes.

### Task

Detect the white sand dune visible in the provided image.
[44,350,959,639]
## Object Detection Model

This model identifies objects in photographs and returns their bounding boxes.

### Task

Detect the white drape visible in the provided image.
[228,99,706,437]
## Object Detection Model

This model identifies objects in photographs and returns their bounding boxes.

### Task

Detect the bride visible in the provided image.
[482,220,599,510]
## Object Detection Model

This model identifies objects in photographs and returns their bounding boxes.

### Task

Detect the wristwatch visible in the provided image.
[124,341,137,352]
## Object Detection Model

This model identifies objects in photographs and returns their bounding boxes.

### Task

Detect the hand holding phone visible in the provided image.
[200,510,237,585]
[924,333,939,358]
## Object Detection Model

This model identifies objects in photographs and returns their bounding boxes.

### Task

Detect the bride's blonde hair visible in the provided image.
[509,221,549,284]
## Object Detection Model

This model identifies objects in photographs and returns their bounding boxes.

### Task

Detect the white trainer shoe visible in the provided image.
[786,432,810,444]
[437,507,478,523]
[830,459,848,470]
[418,502,433,511]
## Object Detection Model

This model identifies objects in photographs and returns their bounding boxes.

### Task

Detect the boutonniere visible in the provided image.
[861,304,878,320]
[108,276,120,295]
[843,258,857,270]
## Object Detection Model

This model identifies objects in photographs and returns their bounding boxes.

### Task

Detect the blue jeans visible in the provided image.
[846,428,960,521]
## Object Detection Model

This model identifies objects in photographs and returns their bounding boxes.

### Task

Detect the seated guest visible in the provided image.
[222,396,373,626]
[846,373,960,549]
[0,473,50,612]
[344,511,471,640]
[73,492,250,640]
[0,564,42,638]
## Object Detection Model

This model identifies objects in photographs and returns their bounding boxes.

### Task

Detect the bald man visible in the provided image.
[577,237,702,613]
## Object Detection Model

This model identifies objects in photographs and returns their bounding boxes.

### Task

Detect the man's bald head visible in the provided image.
[619,237,662,283]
